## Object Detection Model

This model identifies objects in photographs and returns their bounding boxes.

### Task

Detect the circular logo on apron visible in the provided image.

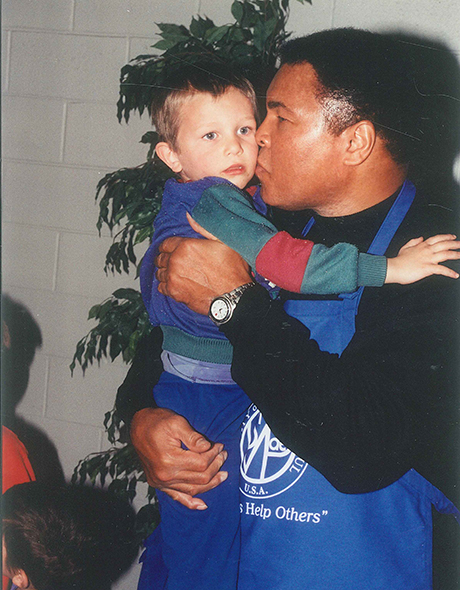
[240,405,308,498]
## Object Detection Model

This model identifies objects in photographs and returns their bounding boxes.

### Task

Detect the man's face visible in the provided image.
[256,63,344,212]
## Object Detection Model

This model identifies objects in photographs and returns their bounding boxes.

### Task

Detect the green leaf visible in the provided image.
[153,39,179,51]
[134,225,153,245]
[156,23,189,37]
[190,15,214,38]
[98,299,114,319]
[205,25,230,45]
[140,131,159,145]
[253,22,266,52]
[227,27,245,44]
[264,16,279,38]
[231,0,244,22]
[88,304,101,320]
[240,2,258,28]
[136,503,160,535]
[112,288,141,301]
[103,410,112,429]
[128,330,141,355]
[109,332,122,361]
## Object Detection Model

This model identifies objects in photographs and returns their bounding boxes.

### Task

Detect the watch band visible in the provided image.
[209,282,256,325]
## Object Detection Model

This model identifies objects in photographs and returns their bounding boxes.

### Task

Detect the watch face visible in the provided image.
[210,298,230,322]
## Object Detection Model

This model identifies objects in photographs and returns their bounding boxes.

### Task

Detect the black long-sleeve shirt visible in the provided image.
[222,192,460,505]
[117,189,459,502]
[117,189,460,588]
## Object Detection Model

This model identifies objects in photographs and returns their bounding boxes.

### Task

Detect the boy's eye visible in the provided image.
[203,132,217,140]
[238,126,251,135]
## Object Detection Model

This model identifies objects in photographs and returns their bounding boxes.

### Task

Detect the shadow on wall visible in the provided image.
[388,31,460,207]
[2,294,64,485]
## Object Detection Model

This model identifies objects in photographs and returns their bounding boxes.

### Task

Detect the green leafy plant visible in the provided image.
[71,0,311,536]
[71,408,160,542]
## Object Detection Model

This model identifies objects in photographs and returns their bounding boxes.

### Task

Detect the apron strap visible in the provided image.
[301,216,316,238]
[300,180,417,309]
[366,180,416,256]
[351,180,416,308]
[301,180,416,253]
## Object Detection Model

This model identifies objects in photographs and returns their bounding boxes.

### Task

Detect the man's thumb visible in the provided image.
[184,430,213,452]
[186,213,219,242]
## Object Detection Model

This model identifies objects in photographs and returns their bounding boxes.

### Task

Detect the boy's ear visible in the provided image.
[11,569,31,588]
[155,142,183,174]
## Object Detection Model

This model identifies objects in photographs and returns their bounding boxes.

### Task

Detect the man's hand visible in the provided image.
[130,407,228,510]
[155,237,253,315]
[186,212,219,242]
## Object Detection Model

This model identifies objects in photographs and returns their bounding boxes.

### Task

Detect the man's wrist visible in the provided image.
[208,282,256,325]
[130,407,171,444]
[219,283,271,340]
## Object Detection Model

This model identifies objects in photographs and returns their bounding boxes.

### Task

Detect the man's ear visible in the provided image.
[342,120,376,166]
[155,142,183,174]
[11,569,31,588]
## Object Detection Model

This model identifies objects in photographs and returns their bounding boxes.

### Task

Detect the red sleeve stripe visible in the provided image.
[255,231,314,292]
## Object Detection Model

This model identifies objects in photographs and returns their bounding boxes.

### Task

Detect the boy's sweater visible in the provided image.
[140,176,386,364]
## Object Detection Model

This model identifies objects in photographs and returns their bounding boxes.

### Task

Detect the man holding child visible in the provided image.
[121,28,459,589]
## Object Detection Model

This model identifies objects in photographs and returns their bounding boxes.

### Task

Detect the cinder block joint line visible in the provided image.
[52,232,61,292]
[4,29,12,91]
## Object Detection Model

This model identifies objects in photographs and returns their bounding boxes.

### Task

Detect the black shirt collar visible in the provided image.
[269,188,401,251]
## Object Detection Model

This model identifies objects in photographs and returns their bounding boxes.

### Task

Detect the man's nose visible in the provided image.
[256,121,270,147]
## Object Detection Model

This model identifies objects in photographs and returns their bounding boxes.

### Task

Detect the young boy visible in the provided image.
[139,62,459,590]
[2,482,137,590]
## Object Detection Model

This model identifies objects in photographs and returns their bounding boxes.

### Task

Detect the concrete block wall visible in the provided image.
[2,1,459,588]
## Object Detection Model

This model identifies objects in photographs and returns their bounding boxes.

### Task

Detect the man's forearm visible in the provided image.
[222,281,458,494]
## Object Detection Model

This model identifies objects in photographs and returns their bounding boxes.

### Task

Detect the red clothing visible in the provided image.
[2,426,35,493]
[2,426,35,590]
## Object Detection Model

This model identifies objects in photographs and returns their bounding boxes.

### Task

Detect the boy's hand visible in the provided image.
[386,234,460,284]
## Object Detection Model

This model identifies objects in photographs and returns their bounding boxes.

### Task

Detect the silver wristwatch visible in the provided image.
[209,283,256,325]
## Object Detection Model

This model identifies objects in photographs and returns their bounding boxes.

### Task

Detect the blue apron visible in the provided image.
[238,181,459,590]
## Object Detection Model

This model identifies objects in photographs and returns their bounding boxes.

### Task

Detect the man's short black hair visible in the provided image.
[279,28,422,167]
[2,482,137,590]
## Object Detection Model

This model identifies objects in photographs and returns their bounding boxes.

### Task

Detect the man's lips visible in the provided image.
[223,164,246,175]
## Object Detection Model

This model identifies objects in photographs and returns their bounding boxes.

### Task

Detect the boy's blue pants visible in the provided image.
[138,371,250,590]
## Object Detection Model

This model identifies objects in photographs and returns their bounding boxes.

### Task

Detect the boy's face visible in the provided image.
[170,88,258,189]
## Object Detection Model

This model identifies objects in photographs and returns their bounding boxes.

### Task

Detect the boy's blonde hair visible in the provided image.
[150,61,258,150]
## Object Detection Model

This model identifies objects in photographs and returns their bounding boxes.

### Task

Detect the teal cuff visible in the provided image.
[357,253,387,287]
